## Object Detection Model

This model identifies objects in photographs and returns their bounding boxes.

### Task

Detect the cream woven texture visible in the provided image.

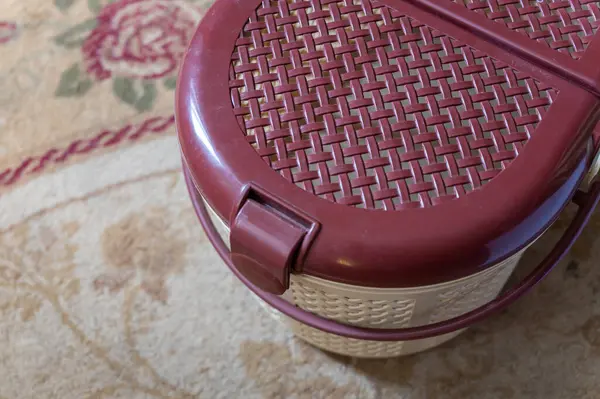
[204,196,523,358]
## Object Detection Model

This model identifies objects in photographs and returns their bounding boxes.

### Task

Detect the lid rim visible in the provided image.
[183,157,588,287]
[176,0,598,287]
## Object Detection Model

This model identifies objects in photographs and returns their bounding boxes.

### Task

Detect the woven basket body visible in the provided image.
[204,194,522,357]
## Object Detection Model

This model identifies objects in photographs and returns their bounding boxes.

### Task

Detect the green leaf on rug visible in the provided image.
[53,18,97,48]
[113,77,138,106]
[135,82,158,112]
[112,79,157,112]
[87,0,117,14]
[54,0,75,11]
[163,77,177,90]
[55,63,93,97]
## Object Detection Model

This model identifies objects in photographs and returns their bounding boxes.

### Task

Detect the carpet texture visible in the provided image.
[2,0,600,398]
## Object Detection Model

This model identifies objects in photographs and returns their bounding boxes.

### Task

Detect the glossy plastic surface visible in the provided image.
[230,198,306,294]
[176,0,599,288]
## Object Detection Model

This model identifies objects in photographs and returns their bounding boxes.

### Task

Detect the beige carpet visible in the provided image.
[2,0,600,398]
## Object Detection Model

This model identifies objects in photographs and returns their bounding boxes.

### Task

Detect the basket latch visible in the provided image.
[230,187,315,295]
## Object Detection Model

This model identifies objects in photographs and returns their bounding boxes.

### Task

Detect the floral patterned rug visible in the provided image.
[2,0,600,398]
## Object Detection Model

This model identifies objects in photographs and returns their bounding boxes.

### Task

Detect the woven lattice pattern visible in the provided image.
[290,280,416,327]
[293,322,407,357]
[429,257,517,322]
[229,0,558,209]
[453,0,600,59]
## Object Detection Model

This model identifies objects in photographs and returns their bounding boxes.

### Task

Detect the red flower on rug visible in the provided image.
[0,21,17,45]
[82,0,202,80]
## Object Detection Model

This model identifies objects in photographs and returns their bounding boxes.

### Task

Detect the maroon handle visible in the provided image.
[186,168,600,341]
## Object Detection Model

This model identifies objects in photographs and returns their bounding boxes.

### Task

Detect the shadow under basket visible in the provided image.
[176,0,600,358]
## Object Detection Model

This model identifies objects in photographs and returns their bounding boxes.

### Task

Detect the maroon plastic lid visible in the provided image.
[176,0,599,291]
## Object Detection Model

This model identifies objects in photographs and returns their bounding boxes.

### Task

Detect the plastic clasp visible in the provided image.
[229,186,318,295]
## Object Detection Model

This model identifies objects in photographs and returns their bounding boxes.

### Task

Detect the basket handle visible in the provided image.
[187,169,600,341]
